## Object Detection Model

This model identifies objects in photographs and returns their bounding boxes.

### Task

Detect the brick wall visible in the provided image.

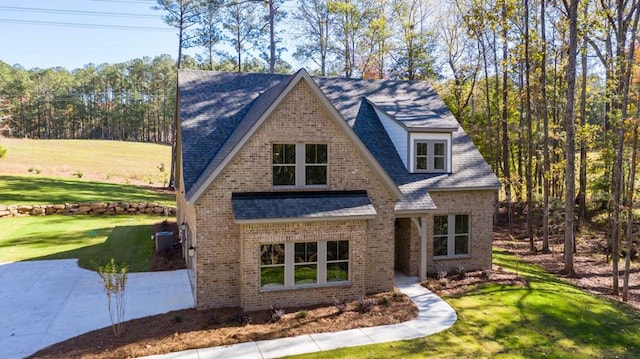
[398,190,495,276]
[190,81,396,310]
[239,221,367,310]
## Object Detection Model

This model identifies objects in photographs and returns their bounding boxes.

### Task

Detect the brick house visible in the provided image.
[176,69,500,311]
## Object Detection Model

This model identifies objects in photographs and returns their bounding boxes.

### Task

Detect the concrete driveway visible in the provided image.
[0,259,195,359]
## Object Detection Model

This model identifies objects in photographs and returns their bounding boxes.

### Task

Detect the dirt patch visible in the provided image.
[30,292,418,359]
[494,224,640,310]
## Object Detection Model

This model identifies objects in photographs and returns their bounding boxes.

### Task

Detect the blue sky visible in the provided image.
[0,0,193,70]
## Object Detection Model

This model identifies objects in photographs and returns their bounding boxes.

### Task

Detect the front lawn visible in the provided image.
[0,175,174,205]
[288,250,640,358]
[0,138,171,185]
[0,215,164,272]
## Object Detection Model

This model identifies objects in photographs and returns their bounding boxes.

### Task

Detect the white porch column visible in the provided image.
[411,216,428,281]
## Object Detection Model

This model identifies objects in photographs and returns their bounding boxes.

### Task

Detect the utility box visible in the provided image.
[155,231,174,252]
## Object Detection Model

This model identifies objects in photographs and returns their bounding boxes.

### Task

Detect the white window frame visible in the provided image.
[272,143,328,188]
[260,241,350,291]
[433,214,470,259]
[414,139,448,173]
[260,243,286,288]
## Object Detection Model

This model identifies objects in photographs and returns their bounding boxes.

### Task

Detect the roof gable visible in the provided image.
[179,71,289,198]
[180,69,403,204]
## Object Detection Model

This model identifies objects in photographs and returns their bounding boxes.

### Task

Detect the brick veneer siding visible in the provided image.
[239,221,367,310]
[397,190,495,276]
[176,190,197,292]
[189,81,397,310]
[394,218,416,274]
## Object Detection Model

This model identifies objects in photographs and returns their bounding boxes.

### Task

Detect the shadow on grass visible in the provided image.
[474,250,640,357]
[23,223,155,272]
[0,175,173,205]
[372,250,640,358]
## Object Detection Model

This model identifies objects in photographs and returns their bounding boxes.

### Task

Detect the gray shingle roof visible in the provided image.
[179,71,292,199]
[231,191,377,223]
[179,69,500,211]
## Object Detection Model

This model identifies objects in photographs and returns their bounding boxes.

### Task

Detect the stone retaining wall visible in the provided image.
[0,202,176,218]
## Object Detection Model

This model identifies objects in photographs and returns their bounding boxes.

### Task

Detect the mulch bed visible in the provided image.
[30,292,417,359]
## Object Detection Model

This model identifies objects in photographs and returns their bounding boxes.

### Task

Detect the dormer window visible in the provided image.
[414,140,447,173]
[273,143,327,187]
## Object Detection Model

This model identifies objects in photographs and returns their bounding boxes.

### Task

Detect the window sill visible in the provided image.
[433,255,471,261]
[412,170,451,175]
[260,281,350,293]
[272,185,329,191]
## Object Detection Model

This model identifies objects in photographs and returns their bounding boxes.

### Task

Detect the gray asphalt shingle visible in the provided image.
[179,69,500,211]
[231,191,377,222]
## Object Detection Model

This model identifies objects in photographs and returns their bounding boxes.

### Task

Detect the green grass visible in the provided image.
[0,215,164,272]
[0,138,171,185]
[0,175,174,205]
[287,250,640,359]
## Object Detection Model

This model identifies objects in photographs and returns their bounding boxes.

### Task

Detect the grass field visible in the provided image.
[0,138,171,185]
[0,175,174,205]
[288,251,640,359]
[0,215,164,272]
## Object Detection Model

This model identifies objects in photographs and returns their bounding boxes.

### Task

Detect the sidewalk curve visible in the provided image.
[142,273,457,359]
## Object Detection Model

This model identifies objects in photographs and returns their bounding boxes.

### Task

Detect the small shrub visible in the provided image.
[380,296,391,306]
[356,297,376,313]
[230,313,252,326]
[333,296,347,313]
[73,171,83,178]
[0,145,6,159]
[97,258,128,337]
[28,167,42,174]
[157,162,168,187]
[436,269,448,280]
[295,310,308,319]
[269,305,286,323]
[451,266,467,280]
[480,270,492,280]
[171,314,182,324]
[391,289,404,301]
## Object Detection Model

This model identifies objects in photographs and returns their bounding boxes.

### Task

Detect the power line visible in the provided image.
[0,5,160,19]
[0,18,173,32]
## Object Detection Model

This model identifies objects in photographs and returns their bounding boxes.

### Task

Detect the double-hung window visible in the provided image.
[260,244,286,288]
[272,143,327,186]
[259,240,349,289]
[326,240,349,282]
[433,214,470,258]
[294,242,318,285]
[415,140,447,172]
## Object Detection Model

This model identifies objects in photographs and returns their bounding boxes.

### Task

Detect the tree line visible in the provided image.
[427,0,640,301]
[154,0,438,78]
[0,55,177,143]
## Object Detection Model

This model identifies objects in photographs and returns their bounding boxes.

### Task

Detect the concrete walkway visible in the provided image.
[0,259,195,359]
[142,273,457,359]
